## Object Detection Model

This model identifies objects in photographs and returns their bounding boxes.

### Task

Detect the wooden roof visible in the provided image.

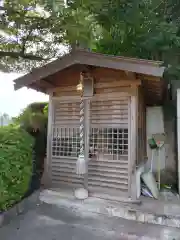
[14,49,165,91]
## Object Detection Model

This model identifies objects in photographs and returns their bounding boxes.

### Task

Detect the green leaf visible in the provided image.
[0,125,33,211]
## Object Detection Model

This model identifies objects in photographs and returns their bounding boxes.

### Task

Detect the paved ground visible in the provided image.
[0,202,180,240]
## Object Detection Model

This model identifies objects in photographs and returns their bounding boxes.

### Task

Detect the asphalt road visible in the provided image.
[0,203,180,240]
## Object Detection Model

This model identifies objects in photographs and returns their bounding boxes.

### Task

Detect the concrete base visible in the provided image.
[40,189,180,229]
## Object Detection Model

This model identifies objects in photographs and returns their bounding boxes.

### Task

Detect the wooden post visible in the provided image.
[44,94,54,188]
[129,89,138,199]
[81,74,94,189]
[177,89,180,194]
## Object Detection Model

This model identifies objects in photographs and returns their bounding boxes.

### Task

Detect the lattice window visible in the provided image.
[51,126,128,159]
[52,126,80,157]
[89,128,128,159]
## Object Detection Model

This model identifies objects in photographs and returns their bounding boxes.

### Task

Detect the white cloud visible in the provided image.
[0,72,48,117]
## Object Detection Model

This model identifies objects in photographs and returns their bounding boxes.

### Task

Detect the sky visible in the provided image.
[0,72,48,117]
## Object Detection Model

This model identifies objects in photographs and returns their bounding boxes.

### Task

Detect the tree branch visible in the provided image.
[21,27,34,55]
[0,6,48,21]
[0,51,45,61]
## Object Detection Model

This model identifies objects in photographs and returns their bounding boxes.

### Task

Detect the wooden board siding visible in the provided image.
[51,100,84,188]
[54,101,80,126]
[51,157,83,188]
[51,66,141,96]
[90,98,129,128]
[141,79,165,106]
[92,67,132,81]
[51,65,80,97]
[49,67,139,196]
[87,77,131,195]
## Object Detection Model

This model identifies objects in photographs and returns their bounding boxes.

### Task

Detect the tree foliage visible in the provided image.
[70,0,180,79]
[1,0,180,78]
[0,0,95,71]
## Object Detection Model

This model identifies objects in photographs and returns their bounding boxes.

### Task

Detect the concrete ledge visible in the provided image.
[0,190,40,228]
[40,189,180,229]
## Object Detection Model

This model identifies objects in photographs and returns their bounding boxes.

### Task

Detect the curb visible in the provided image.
[40,190,180,229]
[101,204,180,229]
[0,190,40,228]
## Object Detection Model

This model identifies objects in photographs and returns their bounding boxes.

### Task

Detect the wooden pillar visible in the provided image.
[44,94,54,188]
[177,89,180,194]
[129,89,138,199]
[81,74,94,190]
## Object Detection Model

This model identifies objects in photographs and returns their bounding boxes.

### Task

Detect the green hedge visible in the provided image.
[0,125,34,211]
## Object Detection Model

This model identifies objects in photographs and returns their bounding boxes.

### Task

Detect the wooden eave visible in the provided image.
[14,49,165,91]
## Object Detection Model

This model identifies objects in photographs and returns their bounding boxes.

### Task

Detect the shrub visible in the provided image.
[0,125,34,211]
[13,102,48,130]
[11,102,48,196]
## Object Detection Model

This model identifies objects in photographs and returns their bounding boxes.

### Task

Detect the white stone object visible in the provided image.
[74,188,88,200]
